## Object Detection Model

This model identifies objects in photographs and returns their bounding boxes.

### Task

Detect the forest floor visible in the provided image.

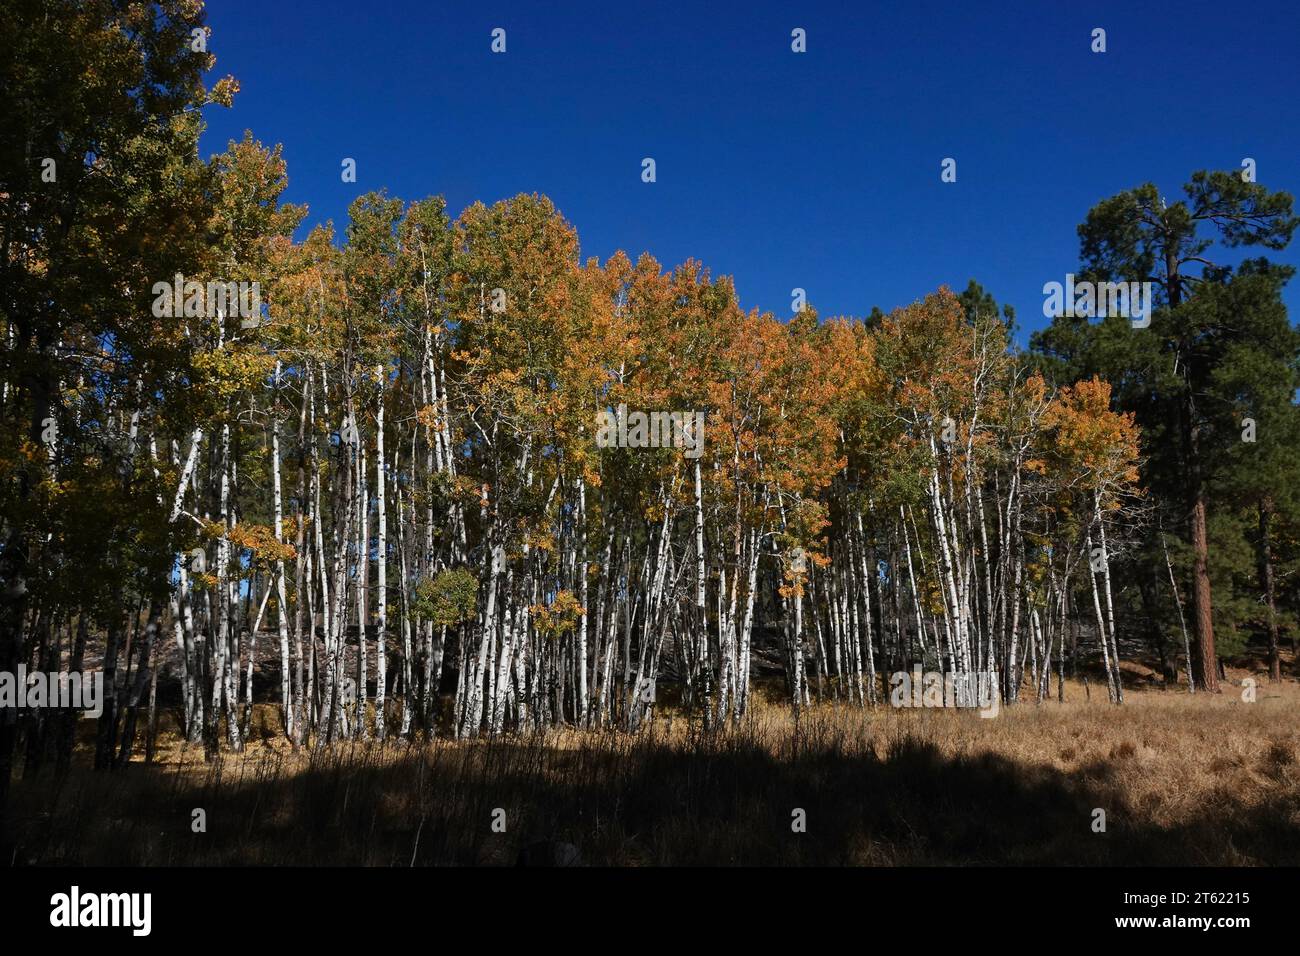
[5,660,1299,866]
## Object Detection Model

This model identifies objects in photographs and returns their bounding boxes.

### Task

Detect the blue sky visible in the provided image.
[199,0,1300,343]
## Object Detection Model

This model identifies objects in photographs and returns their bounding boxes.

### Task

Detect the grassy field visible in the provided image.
[5,672,1299,866]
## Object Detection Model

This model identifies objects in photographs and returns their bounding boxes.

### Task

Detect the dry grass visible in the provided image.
[6,673,1299,866]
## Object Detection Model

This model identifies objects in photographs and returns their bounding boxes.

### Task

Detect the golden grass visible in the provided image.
[6,672,1299,866]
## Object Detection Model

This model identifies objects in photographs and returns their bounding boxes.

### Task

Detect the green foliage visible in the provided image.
[411,568,478,628]
[1033,170,1300,668]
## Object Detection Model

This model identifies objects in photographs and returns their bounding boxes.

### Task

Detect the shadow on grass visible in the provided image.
[5,724,1299,865]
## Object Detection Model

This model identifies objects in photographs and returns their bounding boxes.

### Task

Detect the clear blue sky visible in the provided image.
[199,0,1300,343]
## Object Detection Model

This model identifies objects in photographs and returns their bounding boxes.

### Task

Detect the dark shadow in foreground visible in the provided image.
[4,726,1297,865]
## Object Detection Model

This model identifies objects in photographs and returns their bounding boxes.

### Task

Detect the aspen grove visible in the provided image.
[4,145,1152,763]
